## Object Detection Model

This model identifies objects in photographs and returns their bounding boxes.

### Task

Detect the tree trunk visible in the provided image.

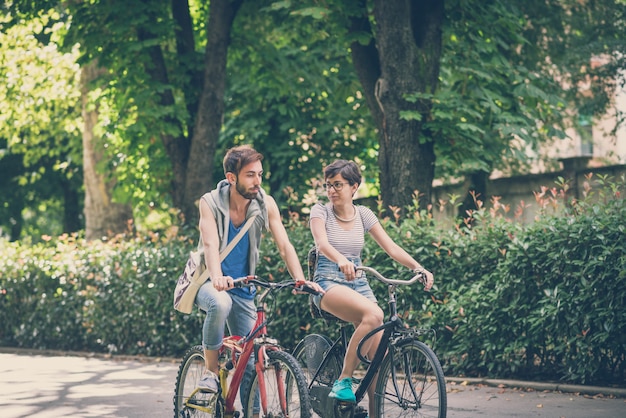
[60,174,83,234]
[81,61,134,241]
[181,0,244,226]
[136,22,190,221]
[352,0,444,214]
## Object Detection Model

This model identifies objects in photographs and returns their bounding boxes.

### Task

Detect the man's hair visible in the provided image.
[324,159,362,186]
[223,145,264,176]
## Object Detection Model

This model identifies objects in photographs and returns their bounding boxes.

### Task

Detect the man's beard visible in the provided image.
[235,181,259,200]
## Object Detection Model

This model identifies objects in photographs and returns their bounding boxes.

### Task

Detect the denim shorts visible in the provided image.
[311,255,377,308]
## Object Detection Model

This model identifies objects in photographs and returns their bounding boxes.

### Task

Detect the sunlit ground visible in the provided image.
[0,352,177,418]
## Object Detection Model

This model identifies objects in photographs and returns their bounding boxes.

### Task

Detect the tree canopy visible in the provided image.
[1,0,624,239]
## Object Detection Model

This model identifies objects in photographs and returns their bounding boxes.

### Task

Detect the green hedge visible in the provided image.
[1,176,624,385]
[0,234,205,357]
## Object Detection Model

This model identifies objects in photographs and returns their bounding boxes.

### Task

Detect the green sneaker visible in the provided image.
[329,377,356,403]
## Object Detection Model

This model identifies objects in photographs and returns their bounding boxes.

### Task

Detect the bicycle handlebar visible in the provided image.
[231,267,424,294]
[356,266,426,287]
[232,275,320,295]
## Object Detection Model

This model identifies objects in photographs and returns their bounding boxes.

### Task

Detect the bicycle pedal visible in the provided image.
[335,401,356,418]
[336,401,356,409]
[354,405,368,418]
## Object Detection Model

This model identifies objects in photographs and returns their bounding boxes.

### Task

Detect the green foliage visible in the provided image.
[422,174,626,385]
[221,1,379,208]
[430,0,568,180]
[0,9,83,240]
[4,0,626,238]
[64,0,186,214]
[1,176,625,385]
[0,233,203,357]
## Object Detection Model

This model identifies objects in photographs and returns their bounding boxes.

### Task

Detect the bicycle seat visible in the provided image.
[308,295,344,322]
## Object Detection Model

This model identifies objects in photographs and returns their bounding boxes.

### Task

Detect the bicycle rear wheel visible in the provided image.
[292,334,344,417]
[242,349,312,418]
[374,339,446,418]
[173,345,224,418]
[292,333,343,387]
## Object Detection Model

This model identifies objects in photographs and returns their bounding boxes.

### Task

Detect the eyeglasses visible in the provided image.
[323,181,350,191]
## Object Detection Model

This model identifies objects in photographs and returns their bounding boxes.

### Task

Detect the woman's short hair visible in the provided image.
[223,145,263,176]
[324,159,362,186]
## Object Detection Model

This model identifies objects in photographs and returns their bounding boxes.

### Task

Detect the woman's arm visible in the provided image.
[310,217,358,281]
[368,222,434,290]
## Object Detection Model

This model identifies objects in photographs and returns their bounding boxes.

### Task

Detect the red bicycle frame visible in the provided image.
[220,281,282,416]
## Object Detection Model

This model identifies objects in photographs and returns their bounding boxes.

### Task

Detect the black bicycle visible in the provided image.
[292,266,447,418]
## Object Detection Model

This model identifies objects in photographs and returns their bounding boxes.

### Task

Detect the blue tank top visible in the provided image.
[222,220,255,299]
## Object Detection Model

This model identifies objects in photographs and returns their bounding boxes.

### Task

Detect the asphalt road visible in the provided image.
[1,350,624,418]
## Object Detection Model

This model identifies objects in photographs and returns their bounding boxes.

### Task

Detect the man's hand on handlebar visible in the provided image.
[213,275,236,291]
[293,280,325,296]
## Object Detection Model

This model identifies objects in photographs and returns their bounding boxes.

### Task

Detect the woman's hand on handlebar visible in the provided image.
[338,258,357,281]
[417,268,434,291]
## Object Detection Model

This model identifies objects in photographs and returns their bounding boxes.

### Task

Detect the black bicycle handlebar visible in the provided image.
[232,275,321,295]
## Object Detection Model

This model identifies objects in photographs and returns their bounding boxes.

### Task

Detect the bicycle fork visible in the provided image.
[254,340,289,416]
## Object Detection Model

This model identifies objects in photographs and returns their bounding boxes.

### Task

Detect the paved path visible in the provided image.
[1,351,177,418]
[1,350,624,417]
[445,379,626,417]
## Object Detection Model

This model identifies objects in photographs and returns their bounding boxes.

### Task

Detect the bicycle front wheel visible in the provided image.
[374,339,447,418]
[173,345,223,418]
[242,349,312,418]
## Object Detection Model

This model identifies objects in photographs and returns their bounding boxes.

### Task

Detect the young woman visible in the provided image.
[309,159,434,412]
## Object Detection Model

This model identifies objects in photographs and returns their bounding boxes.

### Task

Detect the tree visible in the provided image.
[180,0,245,223]
[81,61,134,240]
[64,0,376,225]
[7,0,246,230]
[272,0,626,216]
[353,0,444,212]
[4,0,625,236]
[221,1,378,207]
[0,9,84,240]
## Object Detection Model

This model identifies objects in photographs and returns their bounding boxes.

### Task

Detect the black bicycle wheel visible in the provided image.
[374,339,447,418]
[292,333,343,387]
[241,349,312,418]
[292,333,345,417]
[173,345,223,418]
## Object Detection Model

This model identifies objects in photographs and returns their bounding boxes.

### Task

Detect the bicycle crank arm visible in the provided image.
[310,385,356,418]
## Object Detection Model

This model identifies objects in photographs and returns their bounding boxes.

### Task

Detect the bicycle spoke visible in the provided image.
[375,340,446,418]
[243,350,312,418]
[173,345,224,418]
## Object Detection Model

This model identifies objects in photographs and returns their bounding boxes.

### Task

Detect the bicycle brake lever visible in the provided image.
[293,280,322,295]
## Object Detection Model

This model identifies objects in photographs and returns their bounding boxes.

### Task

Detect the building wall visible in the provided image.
[432,160,625,227]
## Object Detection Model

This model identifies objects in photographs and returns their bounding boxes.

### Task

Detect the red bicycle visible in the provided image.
[173,276,315,418]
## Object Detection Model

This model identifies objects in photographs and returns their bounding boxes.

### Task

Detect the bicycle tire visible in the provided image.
[241,349,313,418]
[173,345,224,418]
[292,334,345,417]
[374,339,446,418]
[292,333,343,387]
